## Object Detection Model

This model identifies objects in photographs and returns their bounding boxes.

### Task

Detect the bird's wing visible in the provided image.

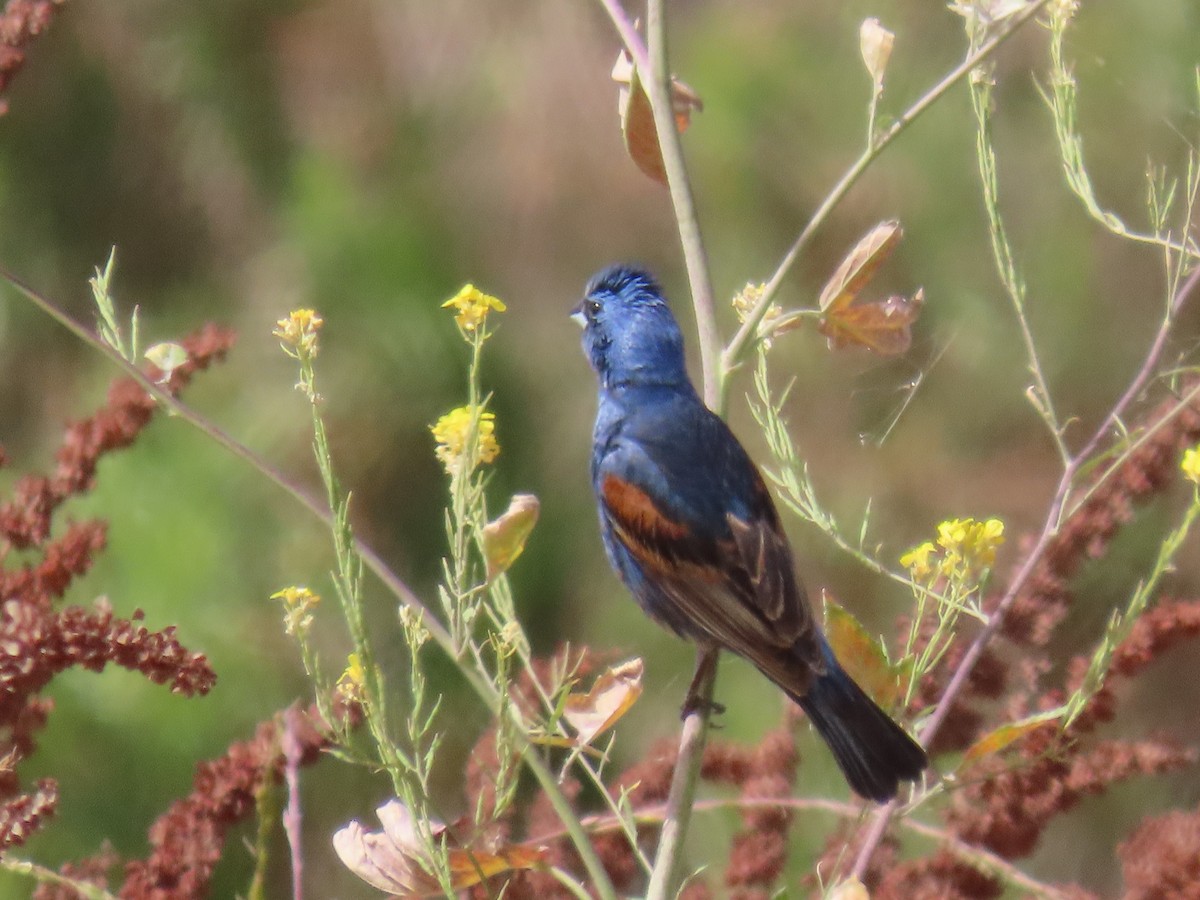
[596,437,820,678]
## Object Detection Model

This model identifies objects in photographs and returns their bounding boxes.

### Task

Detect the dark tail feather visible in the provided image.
[793,660,927,803]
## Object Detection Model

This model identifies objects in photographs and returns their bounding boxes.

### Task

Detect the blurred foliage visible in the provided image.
[0,0,1198,895]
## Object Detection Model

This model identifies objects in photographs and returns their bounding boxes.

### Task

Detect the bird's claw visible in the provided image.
[680,695,725,719]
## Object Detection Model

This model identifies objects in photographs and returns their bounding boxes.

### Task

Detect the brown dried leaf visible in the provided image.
[563,657,643,746]
[817,220,922,356]
[818,288,924,356]
[612,50,703,186]
[819,220,903,313]
[334,800,545,895]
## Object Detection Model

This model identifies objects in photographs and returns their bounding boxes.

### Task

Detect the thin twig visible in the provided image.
[1070,261,1200,497]
[598,0,719,404]
[596,0,650,74]
[644,649,718,900]
[282,706,306,900]
[971,70,1069,464]
[635,0,725,893]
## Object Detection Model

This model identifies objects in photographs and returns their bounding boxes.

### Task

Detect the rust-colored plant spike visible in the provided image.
[115,704,333,900]
[874,847,1005,900]
[724,723,798,900]
[1118,806,1200,899]
[0,324,232,857]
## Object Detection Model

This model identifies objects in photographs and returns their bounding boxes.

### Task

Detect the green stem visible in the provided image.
[644,0,720,409]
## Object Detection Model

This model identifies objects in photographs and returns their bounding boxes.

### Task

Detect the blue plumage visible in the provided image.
[574,264,927,802]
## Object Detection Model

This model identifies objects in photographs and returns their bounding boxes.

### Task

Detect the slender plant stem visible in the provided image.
[282,707,306,900]
[1071,262,1200,491]
[644,0,720,407]
[718,0,1053,405]
[638,0,727,893]
[596,0,650,74]
[644,648,718,900]
[601,0,720,404]
[0,269,620,900]
[971,68,1069,464]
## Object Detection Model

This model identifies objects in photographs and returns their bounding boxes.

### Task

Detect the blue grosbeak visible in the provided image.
[573,265,927,802]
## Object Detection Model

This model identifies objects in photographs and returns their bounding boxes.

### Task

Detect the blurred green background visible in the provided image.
[1,0,1198,896]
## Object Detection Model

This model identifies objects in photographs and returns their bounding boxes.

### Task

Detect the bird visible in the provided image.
[573,264,927,802]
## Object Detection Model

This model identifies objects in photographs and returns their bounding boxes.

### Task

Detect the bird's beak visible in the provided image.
[569,302,587,329]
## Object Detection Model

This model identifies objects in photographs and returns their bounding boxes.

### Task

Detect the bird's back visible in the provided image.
[593,383,765,540]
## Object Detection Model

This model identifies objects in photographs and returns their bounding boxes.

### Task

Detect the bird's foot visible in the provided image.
[680,694,725,719]
[680,645,724,719]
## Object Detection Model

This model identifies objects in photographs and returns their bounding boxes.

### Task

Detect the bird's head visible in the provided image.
[572,265,690,391]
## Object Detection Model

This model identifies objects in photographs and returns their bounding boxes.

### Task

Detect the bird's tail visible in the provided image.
[790,651,927,803]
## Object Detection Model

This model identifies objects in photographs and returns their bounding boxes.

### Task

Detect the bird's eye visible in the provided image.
[584,298,602,319]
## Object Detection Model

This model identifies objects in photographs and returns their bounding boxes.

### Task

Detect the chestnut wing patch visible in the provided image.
[600,474,697,571]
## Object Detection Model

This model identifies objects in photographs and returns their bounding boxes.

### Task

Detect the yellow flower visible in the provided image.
[431,405,499,475]
[442,284,506,331]
[271,586,320,608]
[274,309,324,360]
[337,653,366,704]
[936,517,1005,578]
[1182,446,1200,485]
[900,541,937,581]
[270,586,320,636]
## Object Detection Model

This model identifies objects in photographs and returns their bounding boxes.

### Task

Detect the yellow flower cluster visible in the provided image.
[442,284,506,332]
[431,405,499,475]
[273,308,324,360]
[1182,446,1200,485]
[270,585,320,636]
[732,281,784,344]
[901,517,1005,582]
